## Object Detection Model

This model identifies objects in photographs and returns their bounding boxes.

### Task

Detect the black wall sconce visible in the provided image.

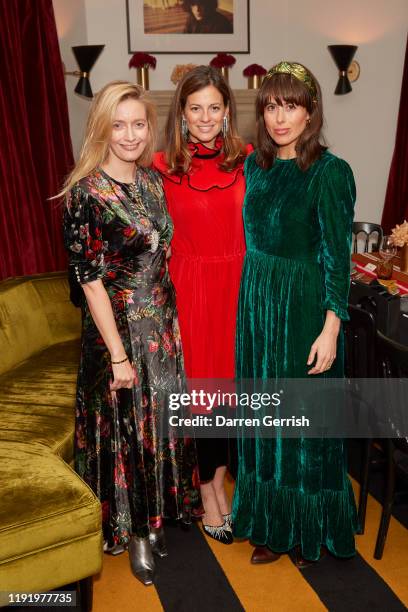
[64,45,105,98]
[328,45,360,95]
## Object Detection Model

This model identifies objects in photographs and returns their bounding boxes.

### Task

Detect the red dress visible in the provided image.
[153,140,251,382]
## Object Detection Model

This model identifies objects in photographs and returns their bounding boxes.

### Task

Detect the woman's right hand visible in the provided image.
[110,359,135,390]
[80,281,135,391]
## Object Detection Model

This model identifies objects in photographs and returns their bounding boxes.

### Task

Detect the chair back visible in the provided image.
[352,222,383,253]
[345,304,377,377]
[377,330,408,453]
[377,330,408,377]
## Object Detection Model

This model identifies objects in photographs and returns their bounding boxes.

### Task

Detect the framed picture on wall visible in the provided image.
[126,0,250,54]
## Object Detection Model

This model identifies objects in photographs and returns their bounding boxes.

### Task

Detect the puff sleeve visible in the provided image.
[317,157,356,321]
[63,185,106,285]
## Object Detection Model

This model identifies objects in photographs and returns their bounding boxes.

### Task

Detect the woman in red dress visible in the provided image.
[154,66,252,544]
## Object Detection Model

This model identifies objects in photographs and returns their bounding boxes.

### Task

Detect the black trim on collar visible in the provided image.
[194,149,221,160]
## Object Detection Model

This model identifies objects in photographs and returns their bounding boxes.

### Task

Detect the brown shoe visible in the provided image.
[294,545,326,569]
[251,546,281,564]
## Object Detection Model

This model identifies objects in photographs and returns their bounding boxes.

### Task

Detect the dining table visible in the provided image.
[350,252,408,346]
[351,252,408,294]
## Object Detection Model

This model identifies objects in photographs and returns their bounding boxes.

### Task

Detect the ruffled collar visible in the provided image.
[187,135,223,159]
[153,141,253,192]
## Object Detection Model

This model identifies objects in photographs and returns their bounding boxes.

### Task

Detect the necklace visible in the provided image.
[128,182,139,201]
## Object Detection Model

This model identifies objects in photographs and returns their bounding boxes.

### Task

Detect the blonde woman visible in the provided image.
[62,81,198,586]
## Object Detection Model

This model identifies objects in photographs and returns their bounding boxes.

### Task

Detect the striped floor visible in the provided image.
[93,459,408,612]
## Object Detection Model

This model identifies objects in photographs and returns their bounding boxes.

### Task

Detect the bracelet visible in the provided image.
[111,356,129,365]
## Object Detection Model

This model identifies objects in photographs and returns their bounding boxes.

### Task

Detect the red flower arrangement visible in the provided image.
[243,63,267,77]
[210,53,236,68]
[128,52,157,69]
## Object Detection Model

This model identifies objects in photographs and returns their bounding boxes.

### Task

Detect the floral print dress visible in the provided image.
[63,167,198,546]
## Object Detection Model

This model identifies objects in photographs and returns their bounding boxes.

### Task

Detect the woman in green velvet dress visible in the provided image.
[232,62,358,566]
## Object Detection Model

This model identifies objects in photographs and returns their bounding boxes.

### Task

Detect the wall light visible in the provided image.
[328,45,360,95]
[64,45,105,98]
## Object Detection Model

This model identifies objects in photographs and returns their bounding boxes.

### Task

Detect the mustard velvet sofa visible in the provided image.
[0,272,102,611]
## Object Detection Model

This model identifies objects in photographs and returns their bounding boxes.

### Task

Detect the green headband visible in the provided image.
[266,61,317,101]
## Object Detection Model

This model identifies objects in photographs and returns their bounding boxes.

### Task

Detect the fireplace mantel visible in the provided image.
[149,89,257,148]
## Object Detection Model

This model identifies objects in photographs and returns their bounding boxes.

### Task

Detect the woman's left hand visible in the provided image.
[307,329,338,375]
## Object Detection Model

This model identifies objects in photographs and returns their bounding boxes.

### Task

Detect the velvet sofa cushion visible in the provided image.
[0,529,102,594]
[0,441,102,592]
[0,402,74,463]
[0,339,80,464]
[0,340,80,409]
[0,281,53,376]
[30,273,81,345]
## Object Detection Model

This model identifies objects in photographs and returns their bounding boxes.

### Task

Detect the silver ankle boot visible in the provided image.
[149,526,168,558]
[103,540,126,556]
[128,536,155,586]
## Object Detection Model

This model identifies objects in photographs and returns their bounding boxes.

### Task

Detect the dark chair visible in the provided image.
[345,304,377,378]
[344,304,377,534]
[372,331,408,559]
[352,221,383,253]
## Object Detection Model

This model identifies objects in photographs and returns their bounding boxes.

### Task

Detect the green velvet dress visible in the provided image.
[232,150,358,560]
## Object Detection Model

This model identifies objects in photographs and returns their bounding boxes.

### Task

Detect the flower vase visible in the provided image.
[136,67,149,90]
[220,66,229,83]
[401,244,408,273]
[247,75,264,89]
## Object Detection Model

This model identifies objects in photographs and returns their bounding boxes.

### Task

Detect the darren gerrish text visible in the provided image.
[168,415,310,428]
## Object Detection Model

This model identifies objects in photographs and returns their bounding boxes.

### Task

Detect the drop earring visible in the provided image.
[222,115,229,137]
[181,117,189,139]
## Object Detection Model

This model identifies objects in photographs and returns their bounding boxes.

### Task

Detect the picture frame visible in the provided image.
[126,1,250,54]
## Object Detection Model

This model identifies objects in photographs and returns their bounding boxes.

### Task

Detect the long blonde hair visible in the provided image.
[59,81,157,198]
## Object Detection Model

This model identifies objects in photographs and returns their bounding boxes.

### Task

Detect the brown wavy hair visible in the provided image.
[165,65,246,175]
[256,65,325,171]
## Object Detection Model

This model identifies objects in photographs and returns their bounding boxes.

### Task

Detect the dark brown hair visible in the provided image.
[183,0,218,13]
[165,65,246,175]
[256,66,325,171]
